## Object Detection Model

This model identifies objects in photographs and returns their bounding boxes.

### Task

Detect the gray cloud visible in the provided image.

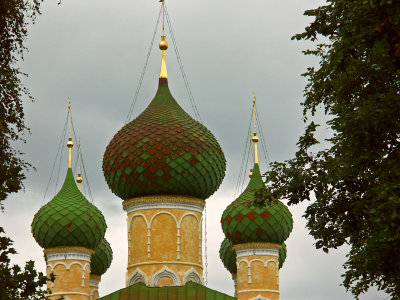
[2,0,389,299]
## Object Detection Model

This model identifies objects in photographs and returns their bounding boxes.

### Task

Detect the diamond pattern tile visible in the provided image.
[103,83,226,200]
[219,238,237,274]
[31,169,106,249]
[91,239,113,276]
[221,164,293,245]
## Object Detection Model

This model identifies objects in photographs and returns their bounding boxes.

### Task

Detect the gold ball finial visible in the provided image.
[76,174,83,184]
[159,40,168,50]
[67,138,74,148]
[249,168,253,178]
[159,35,168,50]
[252,134,259,143]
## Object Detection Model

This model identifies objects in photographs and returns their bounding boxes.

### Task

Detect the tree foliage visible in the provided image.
[0,0,42,205]
[262,0,400,298]
[0,227,52,300]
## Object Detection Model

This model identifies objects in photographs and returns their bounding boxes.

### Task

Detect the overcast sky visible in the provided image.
[1,0,390,299]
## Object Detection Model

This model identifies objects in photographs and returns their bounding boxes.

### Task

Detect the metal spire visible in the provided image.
[67,99,74,169]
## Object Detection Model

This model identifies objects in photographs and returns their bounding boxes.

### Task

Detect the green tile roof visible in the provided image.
[279,242,287,269]
[31,168,106,249]
[91,238,113,276]
[221,164,293,245]
[219,238,237,274]
[103,81,226,200]
[98,282,236,300]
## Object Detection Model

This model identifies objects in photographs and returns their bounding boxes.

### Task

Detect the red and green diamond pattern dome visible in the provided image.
[91,238,113,276]
[31,168,107,249]
[221,164,293,245]
[103,81,226,200]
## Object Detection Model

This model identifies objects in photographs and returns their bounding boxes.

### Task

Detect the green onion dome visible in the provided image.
[91,239,113,276]
[103,80,226,200]
[279,242,287,269]
[221,164,293,245]
[219,238,237,274]
[31,168,107,249]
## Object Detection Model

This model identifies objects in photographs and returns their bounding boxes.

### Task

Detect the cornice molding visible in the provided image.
[123,195,205,213]
[45,248,93,263]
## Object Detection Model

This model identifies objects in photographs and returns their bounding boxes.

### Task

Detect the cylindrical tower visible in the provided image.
[32,103,107,300]
[89,239,113,300]
[102,2,226,287]
[220,95,293,300]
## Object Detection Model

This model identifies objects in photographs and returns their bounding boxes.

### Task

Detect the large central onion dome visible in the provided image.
[103,80,226,200]
[32,168,107,249]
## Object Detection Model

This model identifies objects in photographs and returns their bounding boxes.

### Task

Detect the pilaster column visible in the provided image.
[123,195,204,287]
[233,242,281,300]
[89,275,101,300]
[45,247,94,300]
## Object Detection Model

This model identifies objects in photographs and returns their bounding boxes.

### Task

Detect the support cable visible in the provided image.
[234,108,253,198]
[54,122,67,196]
[40,114,68,207]
[125,6,163,123]
[255,107,271,169]
[70,115,95,204]
[164,4,202,123]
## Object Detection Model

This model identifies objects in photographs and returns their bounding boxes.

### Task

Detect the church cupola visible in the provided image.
[102,0,226,288]
[31,101,107,300]
[220,94,293,300]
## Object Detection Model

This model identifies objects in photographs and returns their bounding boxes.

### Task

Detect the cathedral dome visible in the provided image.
[219,238,237,274]
[221,164,293,245]
[31,168,107,249]
[279,242,287,269]
[91,238,113,276]
[103,81,226,200]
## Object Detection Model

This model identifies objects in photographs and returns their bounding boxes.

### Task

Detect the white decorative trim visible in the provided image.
[237,258,278,284]
[124,201,204,214]
[89,278,100,288]
[150,266,181,286]
[249,295,272,300]
[48,292,90,296]
[235,247,279,259]
[128,261,203,269]
[47,262,90,288]
[149,211,179,227]
[45,250,92,262]
[129,268,148,285]
[183,268,203,284]
[237,289,279,294]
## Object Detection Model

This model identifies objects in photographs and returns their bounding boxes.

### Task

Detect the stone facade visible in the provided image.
[123,195,204,287]
[45,247,94,300]
[233,243,281,300]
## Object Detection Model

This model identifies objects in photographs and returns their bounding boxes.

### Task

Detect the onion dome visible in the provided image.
[221,164,293,245]
[103,71,225,201]
[91,239,113,276]
[219,238,237,274]
[279,242,287,269]
[31,168,107,249]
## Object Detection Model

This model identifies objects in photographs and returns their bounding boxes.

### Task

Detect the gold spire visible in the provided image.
[252,93,259,164]
[67,99,74,169]
[159,0,168,79]
[76,138,83,190]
